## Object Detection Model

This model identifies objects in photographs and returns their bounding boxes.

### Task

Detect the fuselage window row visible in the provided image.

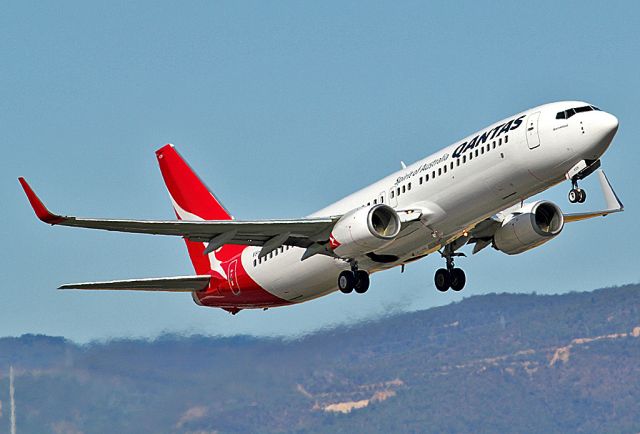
[253,245,292,266]
[388,134,510,200]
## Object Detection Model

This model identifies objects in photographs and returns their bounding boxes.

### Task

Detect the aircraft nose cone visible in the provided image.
[584,111,618,159]
[600,112,619,135]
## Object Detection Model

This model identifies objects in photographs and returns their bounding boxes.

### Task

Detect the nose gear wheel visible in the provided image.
[568,187,586,203]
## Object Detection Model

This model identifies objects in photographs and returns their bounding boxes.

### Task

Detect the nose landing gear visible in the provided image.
[338,261,370,294]
[568,180,587,204]
[566,159,601,204]
[434,246,466,292]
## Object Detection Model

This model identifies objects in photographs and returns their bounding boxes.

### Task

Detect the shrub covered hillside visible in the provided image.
[1,284,640,434]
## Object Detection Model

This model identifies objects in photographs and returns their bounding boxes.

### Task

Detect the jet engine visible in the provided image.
[330,204,401,258]
[493,201,564,255]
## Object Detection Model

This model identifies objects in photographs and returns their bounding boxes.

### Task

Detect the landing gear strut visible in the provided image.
[567,160,600,204]
[338,261,370,294]
[568,179,586,204]
[435,246,466,292]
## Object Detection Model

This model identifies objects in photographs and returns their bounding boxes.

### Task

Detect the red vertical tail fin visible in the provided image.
[156,144,233,276]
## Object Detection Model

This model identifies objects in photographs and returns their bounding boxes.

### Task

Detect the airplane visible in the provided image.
[19,101,623,315]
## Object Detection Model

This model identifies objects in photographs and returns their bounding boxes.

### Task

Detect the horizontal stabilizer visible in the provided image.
[58,275,211,292]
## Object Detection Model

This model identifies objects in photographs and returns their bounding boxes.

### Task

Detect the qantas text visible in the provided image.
[452,115,526,158]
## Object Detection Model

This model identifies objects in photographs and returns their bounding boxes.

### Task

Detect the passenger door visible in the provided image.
[526,112,541,149]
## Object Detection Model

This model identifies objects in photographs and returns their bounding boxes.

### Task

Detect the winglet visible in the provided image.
[598,170,624,212]
[18,178,65,224]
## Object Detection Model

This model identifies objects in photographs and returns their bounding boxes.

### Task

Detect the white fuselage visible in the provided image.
[240,101,618,303]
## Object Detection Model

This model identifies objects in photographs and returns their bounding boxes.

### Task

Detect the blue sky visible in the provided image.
[2,1,638,343]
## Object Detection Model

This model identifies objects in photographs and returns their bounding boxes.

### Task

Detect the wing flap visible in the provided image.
[58,275,211,292]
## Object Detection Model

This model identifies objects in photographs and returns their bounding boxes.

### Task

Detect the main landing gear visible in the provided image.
[434,246,466,292]
[338,262,370,294]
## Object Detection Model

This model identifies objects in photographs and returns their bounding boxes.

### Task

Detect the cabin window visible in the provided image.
[426,174,430,181]
[456,159,460,167]
[499,138,502,146]
[408,182,412,190]
[432,170,436,178]
[373,199,377,204]
[253,259,257,266]
[390,191,394,198]
[481,147,485,155]
[401,185,406,193]
[419,177,423,185]
[397,187,401,195]
[438,168,442,176]
[450,162,454,170]
[505,135,508,144]
[380,196,384,203]
[443,165,447,173]
[475,149,479,157]
[463,155,467,163]
[492,141,496,149]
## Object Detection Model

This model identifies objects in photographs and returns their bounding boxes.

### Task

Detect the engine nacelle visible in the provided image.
[493,201,564,255]
[330,204,401,258]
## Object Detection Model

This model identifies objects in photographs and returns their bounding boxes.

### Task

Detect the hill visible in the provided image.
[1,284,640,433]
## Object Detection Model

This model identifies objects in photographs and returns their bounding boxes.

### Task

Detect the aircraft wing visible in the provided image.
[19,177,338,257]
[58,275,211,291]
[563,170,624,222]
[466,169,623,254]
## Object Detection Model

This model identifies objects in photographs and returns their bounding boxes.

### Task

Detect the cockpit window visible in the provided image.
[556,105,594,120]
